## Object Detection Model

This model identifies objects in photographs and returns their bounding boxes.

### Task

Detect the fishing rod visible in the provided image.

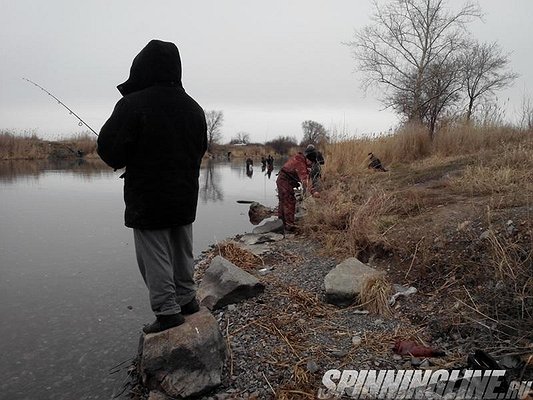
[22,77,99,137]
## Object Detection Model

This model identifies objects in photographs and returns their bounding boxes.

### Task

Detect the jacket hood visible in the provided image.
[118,39,182,96]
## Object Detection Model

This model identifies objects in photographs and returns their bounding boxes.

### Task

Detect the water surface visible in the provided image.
[0,158,278,400]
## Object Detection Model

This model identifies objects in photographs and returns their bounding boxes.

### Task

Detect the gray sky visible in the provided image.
[1,0,532,143]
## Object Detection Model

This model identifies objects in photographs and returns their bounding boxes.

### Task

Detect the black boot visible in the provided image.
[142,313,185,334]
[181,298,200,315]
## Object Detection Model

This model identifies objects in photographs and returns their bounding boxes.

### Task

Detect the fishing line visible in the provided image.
[22,77,99,136]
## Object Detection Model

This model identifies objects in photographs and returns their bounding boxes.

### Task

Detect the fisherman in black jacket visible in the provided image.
[97,40,207,334]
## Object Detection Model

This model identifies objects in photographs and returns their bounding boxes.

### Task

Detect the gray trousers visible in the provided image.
[133,224,196,316]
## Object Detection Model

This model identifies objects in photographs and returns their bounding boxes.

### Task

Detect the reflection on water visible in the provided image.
[0,158,278,400]
[199,159,223,203]
[0,158,113,183]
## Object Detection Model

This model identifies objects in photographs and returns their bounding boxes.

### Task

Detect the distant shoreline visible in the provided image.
[0,132,286,161]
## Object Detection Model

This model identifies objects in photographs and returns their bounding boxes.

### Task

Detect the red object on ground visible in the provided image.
[393,340,445,357]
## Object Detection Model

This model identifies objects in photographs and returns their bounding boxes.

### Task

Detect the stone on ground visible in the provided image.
[252,218,284,234]
[197,256,265,310]
[248,202,275,225]
[324,257,383,307]
[240,232,284,245]
[140,307,226,399]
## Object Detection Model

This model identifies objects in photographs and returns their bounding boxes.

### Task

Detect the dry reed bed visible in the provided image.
[307,124,533,260]
[0,132,46,159]
[0,131,97,160]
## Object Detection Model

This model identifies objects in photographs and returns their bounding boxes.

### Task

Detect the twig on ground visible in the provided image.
[455,297,518,332]
[226,316,234,377]
[262,372,276,396]
[405,237,424,280]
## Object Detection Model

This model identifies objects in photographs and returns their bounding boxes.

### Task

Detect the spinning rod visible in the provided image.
[22,77,99,137]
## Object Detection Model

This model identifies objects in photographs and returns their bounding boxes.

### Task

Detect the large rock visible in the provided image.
[198,256,265,310]
[240,232,284,245]
[252,218,284,234]
[324,257,382,307]
[238,233,284,256]
[140,307,226,399]
[248,202,276,225]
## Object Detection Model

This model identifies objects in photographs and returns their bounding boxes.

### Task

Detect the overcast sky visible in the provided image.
[1,0,532,143]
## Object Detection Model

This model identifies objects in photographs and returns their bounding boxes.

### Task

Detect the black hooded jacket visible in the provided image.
[97,40,207,229]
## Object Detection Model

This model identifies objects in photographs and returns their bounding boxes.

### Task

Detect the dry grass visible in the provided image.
[0,130,98,160]
[482,209,533,324]
[0,131,45,160]
[302,121,533,343]
[359,274,393,316]
[59,132,97,156]
[306,123,533,254]
[216,241,264,270]
[324,123,533,176]
[304,186,394,256]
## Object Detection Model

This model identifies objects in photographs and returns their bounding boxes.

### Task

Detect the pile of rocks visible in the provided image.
[138,255,266,399]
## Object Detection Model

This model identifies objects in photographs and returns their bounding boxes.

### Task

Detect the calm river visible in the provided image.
[0,158,278,400]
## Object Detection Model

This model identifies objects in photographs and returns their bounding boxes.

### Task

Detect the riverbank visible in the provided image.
[196,215,530,399]
[0,131,98,160]
[303,123,533,348]
[193,235,415,399]
[127,123,532,399]
[0,132,284,162]
[226,124,531,398]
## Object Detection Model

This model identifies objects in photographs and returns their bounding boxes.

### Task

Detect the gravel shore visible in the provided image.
[195,234,410,400]
[130,224,531,400]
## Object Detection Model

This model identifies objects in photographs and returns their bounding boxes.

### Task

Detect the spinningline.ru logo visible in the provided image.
[318,369,532,399]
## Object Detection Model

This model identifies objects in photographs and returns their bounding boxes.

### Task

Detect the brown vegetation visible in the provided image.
[304,122,533,352]
[0,131,97,160]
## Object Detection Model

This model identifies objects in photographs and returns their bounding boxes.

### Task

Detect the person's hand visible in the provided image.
[312,191,320,198]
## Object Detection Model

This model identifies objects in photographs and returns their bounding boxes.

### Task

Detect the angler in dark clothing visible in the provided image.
[245,157,253,177]
[368,152,387,172]
[97,40,207,334]
[266,155,274,178]
[305,144,325,188]
[267,154,274,169]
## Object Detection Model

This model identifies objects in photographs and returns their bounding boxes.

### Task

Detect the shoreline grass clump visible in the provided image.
[359,274,393,316]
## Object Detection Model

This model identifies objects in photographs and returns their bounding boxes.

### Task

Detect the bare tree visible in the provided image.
[301,120,329,146]
[391,57,463,135]
[230,131,250,145]
[422,58,464,134]
[346,0,481,133]
[461,41,518,121]
[204,110,224,152]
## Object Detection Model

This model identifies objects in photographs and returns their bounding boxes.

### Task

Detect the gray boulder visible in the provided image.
[198,256,265,310]
[324,257,382,307]
[248,202,276,225]
[252,218,284,234]
[240,232,284,245]
[140,307,226,398]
